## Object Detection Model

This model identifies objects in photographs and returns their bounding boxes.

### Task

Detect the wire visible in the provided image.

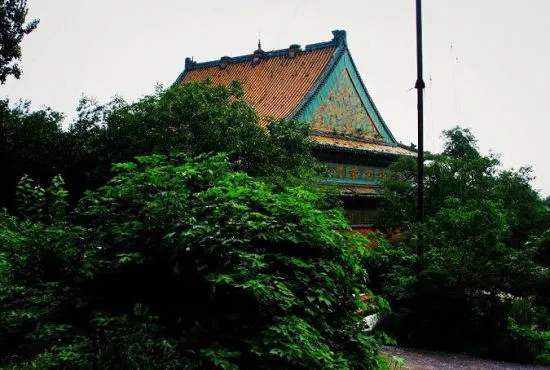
[455,53,463,124]
[450,42,464,124]
[428,73,436,149]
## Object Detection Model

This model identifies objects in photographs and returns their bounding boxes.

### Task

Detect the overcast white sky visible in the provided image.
[2,0,549,196]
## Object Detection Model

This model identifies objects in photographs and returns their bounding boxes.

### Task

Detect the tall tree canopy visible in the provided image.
[0,99,66,210]
[0,81,322,211]
[366,127,550,364]
[0,0,39,83]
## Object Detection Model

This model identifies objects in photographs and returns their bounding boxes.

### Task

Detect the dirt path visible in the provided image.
[382,346,550,370]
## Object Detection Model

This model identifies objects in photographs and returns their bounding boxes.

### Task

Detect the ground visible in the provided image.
[382,346,550,370]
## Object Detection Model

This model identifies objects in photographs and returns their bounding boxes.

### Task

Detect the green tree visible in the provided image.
[1,153,387,369]
[441,126,480,158]
[0,0,39,83]
[0,99,66,211]
[66,81,321,201]
[378,126,546,234]
[368,126,550,363]
[0,81,321,210]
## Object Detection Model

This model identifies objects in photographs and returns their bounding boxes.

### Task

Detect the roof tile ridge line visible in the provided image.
[316,144,403,157]
[312,130,401,147]
[314,143,405,157]
[173,36,342,86]
[189,46,318,68]
[288,41,346,119]
[191,39,338,67]
[305,40,336,51]
[397,142,418,152]
[173,68,187,86]
[345,48,397,143]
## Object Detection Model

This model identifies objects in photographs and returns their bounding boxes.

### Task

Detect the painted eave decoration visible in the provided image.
[175,30,416,158]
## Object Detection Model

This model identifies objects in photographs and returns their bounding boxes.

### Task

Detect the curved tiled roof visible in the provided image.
[175,30,412,157]
[181,47,336,122]
[312,135,416,156]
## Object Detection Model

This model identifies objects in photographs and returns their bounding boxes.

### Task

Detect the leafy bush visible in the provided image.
[0,153,387,369]
[506,301,550,364]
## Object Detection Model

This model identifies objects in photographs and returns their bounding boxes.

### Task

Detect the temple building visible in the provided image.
[175,30,415,227]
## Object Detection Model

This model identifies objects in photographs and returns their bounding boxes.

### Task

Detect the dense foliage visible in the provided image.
[0,100,67,210]
[0,79,385,368]
[367,127,550,363]
[0,0,39,83]
[0,153,387,369]
[0,81,321,211]
[3,58,549,367]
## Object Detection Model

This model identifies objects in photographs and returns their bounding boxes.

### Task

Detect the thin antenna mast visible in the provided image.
[415,0,426,255]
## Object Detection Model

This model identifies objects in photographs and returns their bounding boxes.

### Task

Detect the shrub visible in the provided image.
[0,153,388,369]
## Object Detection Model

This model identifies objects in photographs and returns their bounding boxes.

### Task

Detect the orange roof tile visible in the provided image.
[312,135,416,156]
[181,48,336,121]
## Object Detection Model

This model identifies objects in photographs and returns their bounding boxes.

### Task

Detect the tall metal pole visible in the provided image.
[415,0,425,255]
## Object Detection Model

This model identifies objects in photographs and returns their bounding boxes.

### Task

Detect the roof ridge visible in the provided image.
[174,30,346,85]
[287,31,347,118]
[312,131,402,147]
[344,47,397,143]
